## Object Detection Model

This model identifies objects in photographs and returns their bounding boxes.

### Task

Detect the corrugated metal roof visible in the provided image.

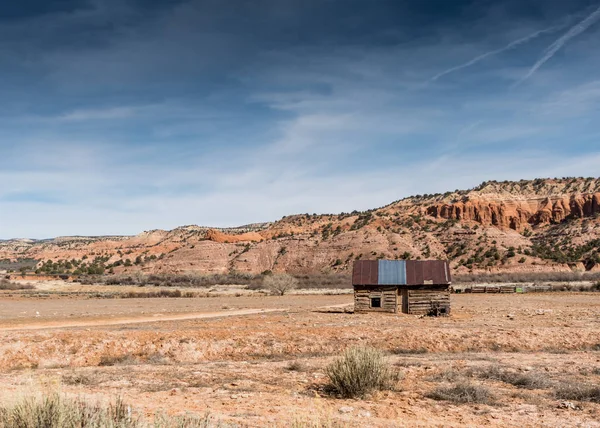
[353,259,451,286]
[352,260,379,285]
[377,260,406,285]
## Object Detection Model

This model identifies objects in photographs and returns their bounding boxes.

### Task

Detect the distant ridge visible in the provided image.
[1,177,600,276]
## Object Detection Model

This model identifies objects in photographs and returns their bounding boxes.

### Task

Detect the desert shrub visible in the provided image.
[263,273,298,296]
[89,273,264,289]
[98,354,138,367]
[391,347,428,355]
[426,368,462,383]
[93,272,352,291]
[0,394,134,428]
[325,346,396,398]
[285,361,308,372]
[61,372,96,386]
[0,279,35,290]
[153,412,220,428]
[121,289,185,299]
[555,383,600,403]
[0,394,220,428]
[475,366,552,389]
[454,271,600,284]
[427,382,493,404]
[292,273,351,289]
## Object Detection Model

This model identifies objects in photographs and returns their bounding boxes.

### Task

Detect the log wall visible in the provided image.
[401,287,450,315]
[354,286,397,313]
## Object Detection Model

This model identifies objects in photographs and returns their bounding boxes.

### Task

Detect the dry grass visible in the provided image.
[426,382,494,405]
[285,361,308,372]
[84,273,351,291]
[98,354,139,367]
[391,347,428,355]
[554,383,600,403]
[0,394,133,428]
[61,372,97,386]
[426,368,463,383]
[474,366,553,390]
[120,289,193,299]
[0,279,35,290]
[263,274,298,296]
[0,393,224,428]
[454,271,600,284]
[325,346,397,398]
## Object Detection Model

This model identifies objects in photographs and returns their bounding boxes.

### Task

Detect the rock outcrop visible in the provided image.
[426,193,600,231]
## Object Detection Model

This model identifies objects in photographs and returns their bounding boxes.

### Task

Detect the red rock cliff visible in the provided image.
[426,193,600,230]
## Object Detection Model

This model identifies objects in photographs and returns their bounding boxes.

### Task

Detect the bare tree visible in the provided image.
[263,273,298,296]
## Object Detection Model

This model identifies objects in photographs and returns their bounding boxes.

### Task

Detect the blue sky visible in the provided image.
[2,0,600,238]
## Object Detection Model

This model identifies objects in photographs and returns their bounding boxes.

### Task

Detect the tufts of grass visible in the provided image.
[427,382,494,405]
[98,354,138,367]
[0,394,224,428]
[285,361,308,372]
[61,372,97,386]
[325,346,398,399]
[554,383,600,403]
[391,347,428,355]
[0,279,35,290]
[475,366,553,390]
[426,368,463,383]
[394,360,422,368]
[0,394,135,428]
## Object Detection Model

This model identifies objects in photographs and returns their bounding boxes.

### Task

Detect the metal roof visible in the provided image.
[352,259,451,286]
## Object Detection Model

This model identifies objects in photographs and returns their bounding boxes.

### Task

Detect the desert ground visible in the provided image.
[0,286,599,427]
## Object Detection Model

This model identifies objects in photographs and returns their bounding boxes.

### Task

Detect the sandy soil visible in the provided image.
[0,294,348,327]
[1,292,599,427]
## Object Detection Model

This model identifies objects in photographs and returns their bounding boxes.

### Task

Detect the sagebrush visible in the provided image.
[325,346,396,398]
[0,394,220,428]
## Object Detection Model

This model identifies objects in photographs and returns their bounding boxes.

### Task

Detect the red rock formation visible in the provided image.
[427,193,600,230]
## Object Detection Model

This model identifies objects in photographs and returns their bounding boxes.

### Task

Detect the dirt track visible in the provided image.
[0,308,291,331]
[0,294,350,328]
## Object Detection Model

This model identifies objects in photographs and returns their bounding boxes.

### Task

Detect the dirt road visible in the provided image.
[0,307,290,331]
[0,294,352,331]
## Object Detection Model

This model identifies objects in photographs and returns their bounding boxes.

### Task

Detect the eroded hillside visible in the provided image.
[2,177,600,275]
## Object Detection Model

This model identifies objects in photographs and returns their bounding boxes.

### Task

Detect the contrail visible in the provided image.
[517,3,600,85]
[431,25,565,81]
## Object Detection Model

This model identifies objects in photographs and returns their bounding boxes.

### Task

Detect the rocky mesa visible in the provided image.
[2,177,600,276]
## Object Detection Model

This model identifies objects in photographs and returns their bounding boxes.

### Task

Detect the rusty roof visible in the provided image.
[352,259,451,286]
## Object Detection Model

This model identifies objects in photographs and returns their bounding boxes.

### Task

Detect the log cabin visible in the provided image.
[352,259,451,315]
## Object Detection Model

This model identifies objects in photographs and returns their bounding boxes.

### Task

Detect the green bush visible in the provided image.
[325,346,396,398]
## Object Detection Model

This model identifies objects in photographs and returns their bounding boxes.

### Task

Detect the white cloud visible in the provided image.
[59,106,137,121]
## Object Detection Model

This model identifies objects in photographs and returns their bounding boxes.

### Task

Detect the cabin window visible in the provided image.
[370,297,381,308]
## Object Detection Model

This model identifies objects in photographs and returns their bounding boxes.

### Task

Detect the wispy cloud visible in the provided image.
[517,3,600,85]
[1,0,599,238]
[59,106,137,121]
[431,24,565,81]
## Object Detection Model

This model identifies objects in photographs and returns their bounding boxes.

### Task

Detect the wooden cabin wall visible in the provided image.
[403,287,450,315]
[354,286,397,313]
